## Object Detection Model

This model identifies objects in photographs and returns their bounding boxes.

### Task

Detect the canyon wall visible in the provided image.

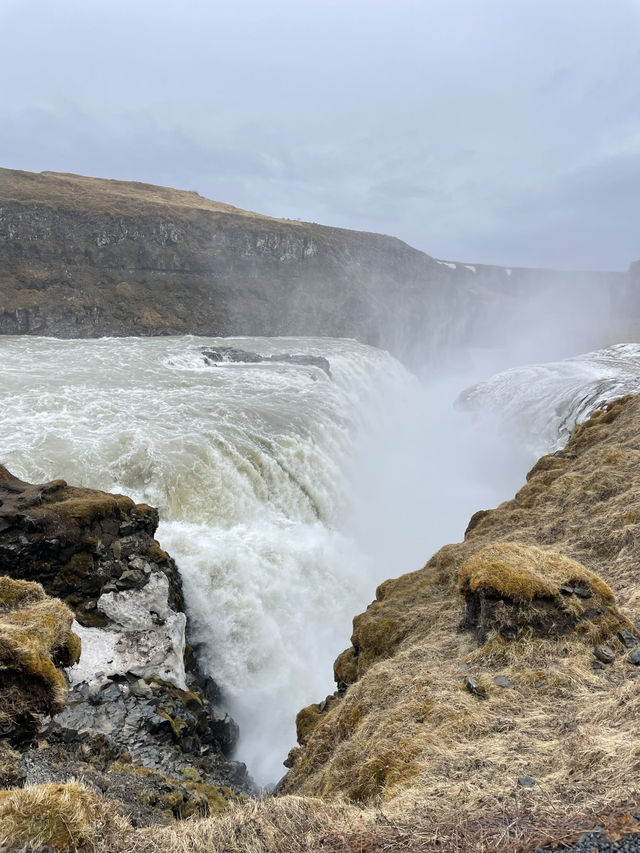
[0,168,633,366]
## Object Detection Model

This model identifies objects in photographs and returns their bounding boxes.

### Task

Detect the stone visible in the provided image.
[202,347,333,378]
[627,648,640,665]
[130,678,153,698]
[594,644,616,664]
[493,675,514,689]
[464,675,485,698]
[517,776,536,788]
[618,629,638,648]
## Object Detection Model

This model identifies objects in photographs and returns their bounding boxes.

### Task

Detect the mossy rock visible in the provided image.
[296,703,323,745]
[458,543,628,644]
[0,576,81,741]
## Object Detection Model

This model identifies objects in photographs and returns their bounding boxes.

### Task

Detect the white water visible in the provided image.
[459,343,640,456]
[0,334,573,783]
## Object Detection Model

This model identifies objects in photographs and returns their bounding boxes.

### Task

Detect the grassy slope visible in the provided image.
[4,397,640,852]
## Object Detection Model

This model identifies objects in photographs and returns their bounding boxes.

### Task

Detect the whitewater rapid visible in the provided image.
[5,334,630,784]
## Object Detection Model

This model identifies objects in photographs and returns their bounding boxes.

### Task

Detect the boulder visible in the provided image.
[458,543,628,645]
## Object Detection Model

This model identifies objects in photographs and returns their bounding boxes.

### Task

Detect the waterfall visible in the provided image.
[1,333,578,783]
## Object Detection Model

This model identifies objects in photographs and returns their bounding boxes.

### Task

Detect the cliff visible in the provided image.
[0,466,251,832]
[0,168,632,366]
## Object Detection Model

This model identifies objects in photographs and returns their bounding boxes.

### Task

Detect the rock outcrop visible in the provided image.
[0,466,252,828]
[458,542,630,644]
[202,346,332,377]
[0,168,632,367]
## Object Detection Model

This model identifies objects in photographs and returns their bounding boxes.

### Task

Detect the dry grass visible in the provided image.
[0,781,130,851]
[0,576,80,738]
[459,542,615,603]
[0,167,318,233]
[280,396,640,845]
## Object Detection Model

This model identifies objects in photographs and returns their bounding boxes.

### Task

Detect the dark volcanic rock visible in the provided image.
[0,465,182,624]
[0,465,253,815]
[202,346,332,377]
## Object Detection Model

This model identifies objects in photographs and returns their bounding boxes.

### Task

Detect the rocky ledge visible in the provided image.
[202,346,332,377]
[0,466,252,829]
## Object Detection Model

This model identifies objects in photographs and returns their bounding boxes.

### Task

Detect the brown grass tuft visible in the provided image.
[0,576,80,740]
[0,781,130,851]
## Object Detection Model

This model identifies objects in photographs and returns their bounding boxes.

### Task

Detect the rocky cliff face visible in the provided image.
[0,168,632,366]
[0,466,251,828]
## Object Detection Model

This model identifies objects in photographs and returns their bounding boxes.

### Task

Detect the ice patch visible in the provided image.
[67,573,187,689]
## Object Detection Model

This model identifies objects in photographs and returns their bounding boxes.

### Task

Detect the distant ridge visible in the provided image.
[0,167,634,365]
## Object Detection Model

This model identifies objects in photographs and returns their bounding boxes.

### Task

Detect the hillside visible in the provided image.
[0,168,632,366]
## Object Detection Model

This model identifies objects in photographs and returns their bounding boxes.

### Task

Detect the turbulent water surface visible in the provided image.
[3,334,618,783]
[460,343,640,455]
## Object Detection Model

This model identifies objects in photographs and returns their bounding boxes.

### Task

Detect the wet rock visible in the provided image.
[0,466,183,622]
[202,347,332,378]
[0,465,252,817]
[594,644,616,664]
[41,674,247,790]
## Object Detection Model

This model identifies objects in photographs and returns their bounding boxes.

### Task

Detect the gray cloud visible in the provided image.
[2,0,640,269]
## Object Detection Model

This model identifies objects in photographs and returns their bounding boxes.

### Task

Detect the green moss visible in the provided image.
[296,704,323,745]
[147,541,169,563]
[353,613,403,671]
[149,678,203,711]
[55,491,135,525]
[60,552,95,583]
[334,647,359,687]
[459,543,615,605]
[181,764,202,782]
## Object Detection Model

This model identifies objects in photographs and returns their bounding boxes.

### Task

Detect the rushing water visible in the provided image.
[2,333,601,783]
[459,343,640,456]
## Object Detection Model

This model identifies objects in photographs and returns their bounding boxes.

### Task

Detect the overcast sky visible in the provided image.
[1,0,640,270]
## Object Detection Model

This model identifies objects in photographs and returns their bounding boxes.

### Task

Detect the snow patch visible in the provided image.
[436,260,457,269]
[67,572,187,689]
[464,264,476,273]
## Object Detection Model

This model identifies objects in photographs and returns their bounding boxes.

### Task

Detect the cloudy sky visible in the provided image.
[2,0,640,270]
